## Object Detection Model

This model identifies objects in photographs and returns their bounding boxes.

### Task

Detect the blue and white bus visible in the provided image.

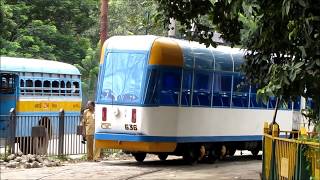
[94,36,301,163]
[0,57,82,154]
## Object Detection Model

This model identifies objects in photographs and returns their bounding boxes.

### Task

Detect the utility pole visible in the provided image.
[168,18,176,37]
[100,0,108,51]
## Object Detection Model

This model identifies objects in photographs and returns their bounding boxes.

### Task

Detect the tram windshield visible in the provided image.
[99,52,147,104]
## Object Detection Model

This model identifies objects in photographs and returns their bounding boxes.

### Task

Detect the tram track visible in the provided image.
[124,169,163,180]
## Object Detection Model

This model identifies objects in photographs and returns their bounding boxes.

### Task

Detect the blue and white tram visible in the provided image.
[95,35,301,163]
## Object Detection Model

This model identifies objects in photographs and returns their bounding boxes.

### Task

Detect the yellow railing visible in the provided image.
[263,123,320,180]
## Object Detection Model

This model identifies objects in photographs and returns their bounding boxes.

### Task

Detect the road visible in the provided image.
[1,154,262,180]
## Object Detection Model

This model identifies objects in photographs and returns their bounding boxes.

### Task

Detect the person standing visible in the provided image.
[81,101,100,161]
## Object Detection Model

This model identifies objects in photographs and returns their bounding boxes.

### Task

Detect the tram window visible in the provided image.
[26,79,33,95]
[43,80,51,95]
[233,54,243,72]
[293,97,301,110]
[192,71,212,106]
[212,73,232,107]
[52,81,59,95]
[214,51,233,72]
[144,69,159,105]
[72,81,80,96]
[249,85,267,108]
[306,98,314,109]
[268,97,277,109]
[232,74,249,108]
[158,70,181,105]
[277,99,292,110]
[66,81,71,96]
[181,70,192,106]
[181,45,194,68]
[193,48,214,70]
[35,80,42,95]
[60,81,65,96]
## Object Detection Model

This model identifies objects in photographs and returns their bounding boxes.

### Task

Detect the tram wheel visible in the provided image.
[207,148,218,164]
[183,148,198,165]
[133,152,146,162]
[228,148,236,156]
[158,153,168,161]
[250,149,260,157]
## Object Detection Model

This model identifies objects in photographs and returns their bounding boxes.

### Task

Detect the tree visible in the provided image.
[155,0,320,129]
[108,0,167,36]
[75,48,100,104]
[1,0,98,64]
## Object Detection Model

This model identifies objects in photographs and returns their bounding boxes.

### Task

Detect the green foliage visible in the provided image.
[155,0,320,128]
[1,0,98,64]
[75,47,100,104]
[108,0,167,36]
[1,0,168,102]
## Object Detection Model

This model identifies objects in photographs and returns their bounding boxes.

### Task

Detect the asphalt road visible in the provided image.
[1,154,262,180]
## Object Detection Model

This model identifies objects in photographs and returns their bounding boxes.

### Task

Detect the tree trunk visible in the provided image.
[100,0,108,51]
[272,97,280,124]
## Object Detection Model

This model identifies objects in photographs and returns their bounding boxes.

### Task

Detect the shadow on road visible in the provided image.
[102,154,262,168]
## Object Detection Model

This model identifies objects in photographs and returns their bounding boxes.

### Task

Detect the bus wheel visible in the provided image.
[133,152,146,162]
[158,153,168,161]
[183,148,198,165]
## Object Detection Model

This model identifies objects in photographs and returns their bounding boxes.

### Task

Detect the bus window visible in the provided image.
[0,74,15,94]
[20,79,25,95]
[158,70,181,106]
[43,80,51,95]
[52,81,59,96]
[192,71,212,107]
[60,81,65,96]
[232,74,249,108]
[35,80,42,95]
[72,81,80,96]
[212,72,232,107]
[66,81,71,96]
[181,70,192,106]
[26,79,33,95]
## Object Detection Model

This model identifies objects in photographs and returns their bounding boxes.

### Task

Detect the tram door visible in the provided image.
[0,73,18,137]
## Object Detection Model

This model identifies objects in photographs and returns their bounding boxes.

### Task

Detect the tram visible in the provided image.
[94,36,301,163]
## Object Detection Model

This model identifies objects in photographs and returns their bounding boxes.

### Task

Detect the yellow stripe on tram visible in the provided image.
[95,140,177,153]
[16,101,81,112]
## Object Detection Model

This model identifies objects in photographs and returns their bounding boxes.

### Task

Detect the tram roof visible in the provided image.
[104,35,244,54]
[0,57,80,75]
[104,35,245,71]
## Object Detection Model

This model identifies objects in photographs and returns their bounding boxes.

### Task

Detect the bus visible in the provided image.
[0,57,82,154]
[94,35,301,164]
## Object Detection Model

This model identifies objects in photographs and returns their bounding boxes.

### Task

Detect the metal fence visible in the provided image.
[262,123,320,180]
[1,109,87,157]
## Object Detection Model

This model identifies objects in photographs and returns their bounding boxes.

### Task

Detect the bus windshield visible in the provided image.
[99,52,146,104]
